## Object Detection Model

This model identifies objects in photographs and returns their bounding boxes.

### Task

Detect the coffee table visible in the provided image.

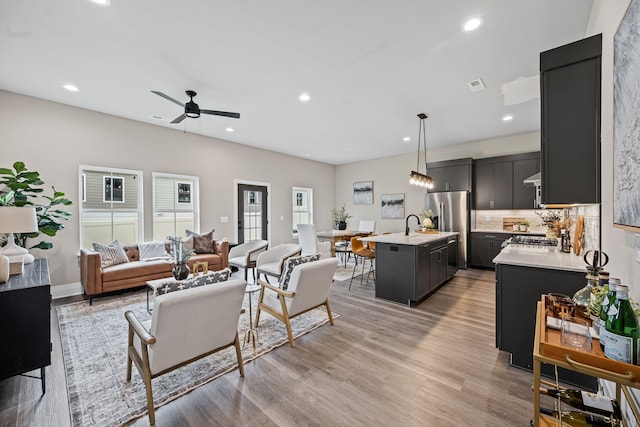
[145,276,190,313]
[244,284,261,352]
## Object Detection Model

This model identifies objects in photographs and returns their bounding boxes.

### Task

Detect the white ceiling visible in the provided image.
[0,0,593,165]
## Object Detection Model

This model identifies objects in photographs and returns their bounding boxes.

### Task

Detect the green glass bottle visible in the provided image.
[605,284,639,364]
[599,278,620,350]
[539,387,621,420]
[539,407,619,426]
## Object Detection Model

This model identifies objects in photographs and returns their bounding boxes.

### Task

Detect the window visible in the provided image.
[153,173,199,241]
[79,166,143,249]
[292,187,313,235]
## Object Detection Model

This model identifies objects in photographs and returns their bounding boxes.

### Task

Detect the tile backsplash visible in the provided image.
[473,205,600,255]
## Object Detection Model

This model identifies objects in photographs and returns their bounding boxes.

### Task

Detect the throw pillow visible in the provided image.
[278,254,321,291]
[138,241,170,261]
[156,268,231,295]
[185,229,216,254]
[92,240,129,268]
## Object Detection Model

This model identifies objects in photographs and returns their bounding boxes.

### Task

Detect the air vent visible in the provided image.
[467,78,486,92]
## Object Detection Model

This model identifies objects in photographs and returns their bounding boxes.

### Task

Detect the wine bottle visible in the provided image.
[605,284,639,364]
[539,387,621,420]
[599,278,619,350]
[539,407,620,427]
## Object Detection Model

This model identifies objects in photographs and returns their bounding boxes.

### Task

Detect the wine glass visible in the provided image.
[561,317,592,351]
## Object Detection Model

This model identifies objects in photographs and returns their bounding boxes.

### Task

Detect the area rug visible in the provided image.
[57,290,337,427]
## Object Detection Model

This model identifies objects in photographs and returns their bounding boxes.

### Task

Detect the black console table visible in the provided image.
[0,259,51,394]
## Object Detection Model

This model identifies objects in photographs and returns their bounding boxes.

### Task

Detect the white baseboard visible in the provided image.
[52,282,83,300]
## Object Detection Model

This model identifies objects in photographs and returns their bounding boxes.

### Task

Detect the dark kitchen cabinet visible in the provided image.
[540,34,601,204]
[427,158,472,192]
[429,242,448,290]
[496,263,596,390]
[0,259,51,394]
[473,159,513,209]
[512,153,540,209]
[470,232,511,269]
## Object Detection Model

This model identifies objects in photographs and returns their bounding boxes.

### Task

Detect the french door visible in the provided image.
[237,183,268,244]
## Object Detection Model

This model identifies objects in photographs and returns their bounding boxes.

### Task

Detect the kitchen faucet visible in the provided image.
[405,214,421,236]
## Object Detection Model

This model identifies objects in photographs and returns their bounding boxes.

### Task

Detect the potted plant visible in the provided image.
[331,205,352,230]
[519,220,530,232]
[0,161,72,253]
[536,210,563,238]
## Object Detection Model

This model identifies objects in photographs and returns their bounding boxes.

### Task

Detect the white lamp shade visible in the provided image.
[0,207,39,234]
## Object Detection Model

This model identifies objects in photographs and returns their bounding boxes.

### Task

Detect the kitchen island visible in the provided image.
[493,246,596,390]
[361,232,459,305]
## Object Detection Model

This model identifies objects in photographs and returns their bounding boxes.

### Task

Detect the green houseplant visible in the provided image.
[331,205,352,230]
[0,161,72,251]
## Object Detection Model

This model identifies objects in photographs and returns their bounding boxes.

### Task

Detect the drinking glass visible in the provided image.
[561,317,592,350]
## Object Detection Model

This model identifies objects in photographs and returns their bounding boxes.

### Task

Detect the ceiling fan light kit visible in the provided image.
[151,90,240,124]
[409,113,434,189]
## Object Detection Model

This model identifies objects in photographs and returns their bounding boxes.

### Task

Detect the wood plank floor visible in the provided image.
[0,268,536,426]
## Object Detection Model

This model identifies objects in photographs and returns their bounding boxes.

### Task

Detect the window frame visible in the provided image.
[152,172,200,240]
[292,186,313,237]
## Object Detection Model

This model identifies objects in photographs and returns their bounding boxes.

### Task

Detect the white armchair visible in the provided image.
[296,224,331,258]
[125,279,247,425]
[256,243,301,282]
[254,257,338,347]
[228,240,269,282]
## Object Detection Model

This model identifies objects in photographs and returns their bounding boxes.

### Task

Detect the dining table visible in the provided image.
[316,230,370,256]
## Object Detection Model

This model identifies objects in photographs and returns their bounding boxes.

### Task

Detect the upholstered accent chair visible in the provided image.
[125,279,246,425]
[254,257,338,348]
[255,243,301,282]
[296,224,331,258]
[228,240,269,282]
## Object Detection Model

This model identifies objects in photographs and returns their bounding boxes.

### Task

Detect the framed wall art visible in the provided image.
[381,193,404,219]
[353,181,373,205]
[613,0,640,230]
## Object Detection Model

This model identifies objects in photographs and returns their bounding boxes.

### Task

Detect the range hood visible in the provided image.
[523,172,541,187]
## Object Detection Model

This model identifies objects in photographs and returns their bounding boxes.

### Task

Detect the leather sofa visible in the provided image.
[80,241,229,303]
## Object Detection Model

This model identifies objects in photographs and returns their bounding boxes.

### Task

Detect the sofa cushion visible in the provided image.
[102,259,172,283]
[138,241,171,261]
[278,254,321,291]
[186,229,216,254]
[93,240,129,268]
[155,268,231,295]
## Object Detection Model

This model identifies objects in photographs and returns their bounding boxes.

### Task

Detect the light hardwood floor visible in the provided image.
[0,268,536,426]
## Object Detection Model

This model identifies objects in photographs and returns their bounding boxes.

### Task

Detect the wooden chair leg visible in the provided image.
[279,295,295,348]
[325,298,335,326]
[126,326,133,381]
[141,347,156,425]
[234,332,245,377]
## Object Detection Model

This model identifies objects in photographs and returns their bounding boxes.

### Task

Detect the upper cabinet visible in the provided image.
[473,152,540,210]
[426,158,472,192]
[540,34,602,204]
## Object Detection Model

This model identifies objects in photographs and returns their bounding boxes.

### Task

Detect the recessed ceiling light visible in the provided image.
[151,115,163,120]
[502,114,514,122]
[63,84,79,92]
[463,17,483,32]
[300,152,312,157]
[90,0,111,6]
[403,136,411,142]
[225,127,234,133]
[298,93,311,102]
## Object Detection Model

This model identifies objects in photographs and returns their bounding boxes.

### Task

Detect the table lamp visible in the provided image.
[0,206,38,274]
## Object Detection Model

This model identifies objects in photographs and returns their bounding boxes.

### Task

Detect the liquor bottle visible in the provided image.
[539,387,621,420]
[605,284,639,364]
[539,407,620,427]
[573,271,598,319]
[561,229,569,253]
[599,278,619,350]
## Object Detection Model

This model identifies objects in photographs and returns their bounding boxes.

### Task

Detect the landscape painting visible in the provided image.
[353,181,373,205]
[381,193,404,219]
[613,0,640,230]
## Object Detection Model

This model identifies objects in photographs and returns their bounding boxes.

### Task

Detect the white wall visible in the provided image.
[0,90,336,287]
[586,0,638,298]
[335,132,540,233]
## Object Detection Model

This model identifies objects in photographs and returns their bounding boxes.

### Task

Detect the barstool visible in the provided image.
[349,236,375,290]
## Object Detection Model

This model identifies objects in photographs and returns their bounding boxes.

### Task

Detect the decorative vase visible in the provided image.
[0,255,9,283]
[172,262,190,280]
[337,221,347,230]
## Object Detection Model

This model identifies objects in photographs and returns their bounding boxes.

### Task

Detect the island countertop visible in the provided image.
[360,231,459,246]
[493,246,586,272]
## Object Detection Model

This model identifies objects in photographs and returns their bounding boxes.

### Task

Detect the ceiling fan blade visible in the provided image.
[151,91,185,107]
[200,109,241,119]
[170,113,187,124]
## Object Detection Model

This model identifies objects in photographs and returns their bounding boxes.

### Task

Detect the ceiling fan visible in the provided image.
[151,90,240,124]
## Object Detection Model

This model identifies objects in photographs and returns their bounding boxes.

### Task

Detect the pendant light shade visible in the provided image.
[409,113,433,189]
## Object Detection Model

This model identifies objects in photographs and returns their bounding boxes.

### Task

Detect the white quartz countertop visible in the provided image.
[493,246,587,272]
[360,231,459,246]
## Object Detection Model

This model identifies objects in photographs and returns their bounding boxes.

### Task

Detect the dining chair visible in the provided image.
[296,224,331,258]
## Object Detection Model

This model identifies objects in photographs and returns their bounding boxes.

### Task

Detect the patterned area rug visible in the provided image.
[57,289,337,427]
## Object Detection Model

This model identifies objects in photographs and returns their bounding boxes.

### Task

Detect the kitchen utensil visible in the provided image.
[574,215,584,255]
[583,250,609,272]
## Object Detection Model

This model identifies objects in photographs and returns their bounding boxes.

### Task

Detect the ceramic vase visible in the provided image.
[0,255,9,283]
[172,262,190,280]
[337,221,347,230]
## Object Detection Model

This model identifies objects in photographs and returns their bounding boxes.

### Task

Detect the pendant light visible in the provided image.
[409,113,434,189]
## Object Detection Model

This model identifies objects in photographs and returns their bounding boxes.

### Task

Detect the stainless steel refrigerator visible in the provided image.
[425,191,470,268]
